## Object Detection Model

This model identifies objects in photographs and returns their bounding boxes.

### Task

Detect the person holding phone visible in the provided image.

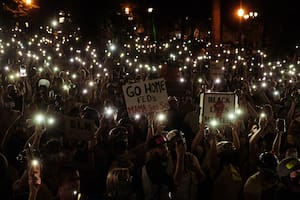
[249,104,277,174]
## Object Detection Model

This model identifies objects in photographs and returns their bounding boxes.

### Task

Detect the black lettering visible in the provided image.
[126,86,142,97]
[146,95,156,102]
[144,80,166,94]
[160,80,166,91]
[144,83,152,94]
[137,96,146,103]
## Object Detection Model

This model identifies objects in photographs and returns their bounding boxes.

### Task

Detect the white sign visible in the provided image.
[199,92,238,126]
[122,78,169,116]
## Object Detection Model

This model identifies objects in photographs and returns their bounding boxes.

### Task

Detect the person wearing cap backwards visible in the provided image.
[141,133,185,200]
[275,157,300,199]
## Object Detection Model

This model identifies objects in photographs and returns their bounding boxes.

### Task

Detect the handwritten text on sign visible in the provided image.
[199,92,238,125]
[122,78,169,115]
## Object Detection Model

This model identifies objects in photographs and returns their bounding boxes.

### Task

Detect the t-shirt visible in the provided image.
[211,164,243,200]
[243,171,279,200]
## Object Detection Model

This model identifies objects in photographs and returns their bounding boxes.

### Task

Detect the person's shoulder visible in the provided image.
[245,171,261,184]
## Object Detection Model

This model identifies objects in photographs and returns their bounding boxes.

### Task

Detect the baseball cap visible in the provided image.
[147,134,167,151]
[38,78,50,88]
[277,157,300,178]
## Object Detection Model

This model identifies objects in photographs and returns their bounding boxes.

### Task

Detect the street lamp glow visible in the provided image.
[124,7,130,15]
[237,8,245,17]
[148,7,153,13]
[243,14,249,20]
[24,0,32,5]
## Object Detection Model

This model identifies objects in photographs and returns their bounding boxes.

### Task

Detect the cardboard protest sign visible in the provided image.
[122,78,169,116]
[199,92,238,126]
[64,116,96,141]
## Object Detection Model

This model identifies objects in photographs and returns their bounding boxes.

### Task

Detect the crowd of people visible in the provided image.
[1,11,300,200]
[1,59,300,200]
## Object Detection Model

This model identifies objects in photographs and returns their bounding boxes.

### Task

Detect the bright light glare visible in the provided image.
[82,89,88,94]
[34,113,45,124]
[260,112,266,118]
[134,114,140,120]
[237,8,245,17]
[105,107,114,116]
[228,112,236,121]
[31,159,39,167]
[109,44,116,51]
[273,90,280,96]
[235,108,242,115]
[25,0,32,5]
[215,78,221,84]
[47,117,55,125]
[148,7,153,13]
[52,20,58,27]
[209,119,219,127]
[157,113,166,122]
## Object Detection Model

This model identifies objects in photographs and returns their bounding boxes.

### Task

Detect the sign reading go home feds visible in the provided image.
[122,78,169,116]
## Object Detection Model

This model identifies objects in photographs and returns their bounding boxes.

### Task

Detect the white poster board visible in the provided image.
[122,78,169,116]
[199,92,238,126]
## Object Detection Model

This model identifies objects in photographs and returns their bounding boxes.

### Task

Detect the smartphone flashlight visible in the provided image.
[209,119,219,128]
[31,159,39,167]
[34,113,45,124]
[20,66,27,77]
[156,113,166,122]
